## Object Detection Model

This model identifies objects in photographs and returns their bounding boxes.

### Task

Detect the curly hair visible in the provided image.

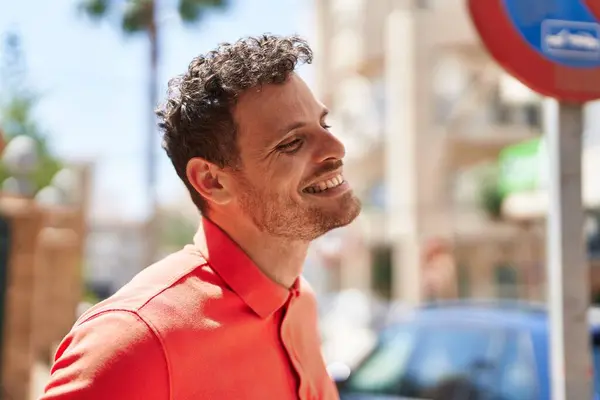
[156,34,313,213]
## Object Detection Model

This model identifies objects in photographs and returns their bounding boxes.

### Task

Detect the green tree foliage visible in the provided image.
[0,31,62,194]
[78,0,229,33]
[476,164,505,220]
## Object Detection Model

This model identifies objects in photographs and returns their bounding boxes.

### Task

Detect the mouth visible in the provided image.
[302,174,345,194]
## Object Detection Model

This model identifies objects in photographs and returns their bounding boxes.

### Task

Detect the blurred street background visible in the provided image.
[2,0,600,399]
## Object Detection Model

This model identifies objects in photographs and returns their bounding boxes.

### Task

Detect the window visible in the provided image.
[371,246,392,300]
[496,331,539,400]
[343,323,538,399]
[344,326,415,394]
[457,263,471,298]
[495,264,520,299]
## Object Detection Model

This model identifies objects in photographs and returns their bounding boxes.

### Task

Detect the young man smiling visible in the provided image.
[42,34,361,400]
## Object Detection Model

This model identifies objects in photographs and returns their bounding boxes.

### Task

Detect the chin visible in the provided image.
[334,204,362,229]
[257,193,362,241]
[314,195,362,237]
[340,192,362,219]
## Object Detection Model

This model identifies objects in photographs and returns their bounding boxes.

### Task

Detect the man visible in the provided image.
[42,34,361,399]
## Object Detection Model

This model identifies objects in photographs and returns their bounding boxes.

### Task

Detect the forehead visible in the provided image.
[233,74,324,146]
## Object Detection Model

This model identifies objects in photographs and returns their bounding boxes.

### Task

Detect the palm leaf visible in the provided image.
[122,0,154,33]
[78,0,110,19]
[178,0,229,23]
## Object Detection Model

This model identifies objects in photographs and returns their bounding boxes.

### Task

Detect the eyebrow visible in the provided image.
[278,108,330,137]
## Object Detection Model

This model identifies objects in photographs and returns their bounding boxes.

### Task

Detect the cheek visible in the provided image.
[267,157,305,184]
[241,155,307,197]
[275,163,305,191]
[263,175,301,197]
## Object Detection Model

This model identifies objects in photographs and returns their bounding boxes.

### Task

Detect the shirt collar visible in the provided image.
[193,217,291,318]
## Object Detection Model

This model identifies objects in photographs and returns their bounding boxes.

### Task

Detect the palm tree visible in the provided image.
[77,0,229,264]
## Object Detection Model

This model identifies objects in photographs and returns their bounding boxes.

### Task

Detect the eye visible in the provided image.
[322,123,332,130]
[277,138,303,154]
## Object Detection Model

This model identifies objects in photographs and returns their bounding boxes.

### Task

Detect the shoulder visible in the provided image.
[78,247,212,321]
[80,246,247,338]
[60,310,164,361]
[69,245,241,349]
[43,247,247,399]
[43,310,169,399]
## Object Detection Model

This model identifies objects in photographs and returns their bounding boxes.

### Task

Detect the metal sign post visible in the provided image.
[545,99,591,400]
[467,0,600,398]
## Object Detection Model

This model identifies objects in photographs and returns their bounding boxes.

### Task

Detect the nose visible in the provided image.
[312,128,346,163]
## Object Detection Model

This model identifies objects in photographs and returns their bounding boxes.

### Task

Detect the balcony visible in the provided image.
[445,110,542,170]
[426,0,481,50]
[437,67,543,170]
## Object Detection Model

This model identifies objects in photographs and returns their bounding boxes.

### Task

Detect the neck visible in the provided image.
[206,211,309,289]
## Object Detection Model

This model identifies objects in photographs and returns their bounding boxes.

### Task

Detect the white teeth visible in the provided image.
[304,174,344,194]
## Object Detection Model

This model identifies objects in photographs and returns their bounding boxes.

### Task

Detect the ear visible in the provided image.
[186,157,234,207]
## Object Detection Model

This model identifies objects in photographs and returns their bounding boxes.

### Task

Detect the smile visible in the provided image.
[303,174,344,194]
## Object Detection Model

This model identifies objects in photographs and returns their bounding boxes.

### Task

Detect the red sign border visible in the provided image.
[585,0,600,22]
[468,0,600,103]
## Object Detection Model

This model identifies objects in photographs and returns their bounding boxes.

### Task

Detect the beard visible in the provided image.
[235,174,361,241]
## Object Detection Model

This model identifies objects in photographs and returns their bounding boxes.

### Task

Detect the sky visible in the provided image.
[0,0,316,221]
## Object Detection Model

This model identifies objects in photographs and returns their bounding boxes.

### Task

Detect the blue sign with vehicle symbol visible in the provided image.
[502,0,600,67]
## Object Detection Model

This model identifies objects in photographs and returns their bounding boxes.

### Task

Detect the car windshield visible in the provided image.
[343,323,539,400]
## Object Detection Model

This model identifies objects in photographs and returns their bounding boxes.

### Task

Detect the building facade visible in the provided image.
[311,0,547,304]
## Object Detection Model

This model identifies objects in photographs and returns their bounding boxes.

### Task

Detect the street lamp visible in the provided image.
[51,167,82,206]
[1,135,39,197]
[35,185,66,207]
[34,166,83,208]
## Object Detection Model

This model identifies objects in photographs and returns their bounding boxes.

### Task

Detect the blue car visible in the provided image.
[334,300,600,400]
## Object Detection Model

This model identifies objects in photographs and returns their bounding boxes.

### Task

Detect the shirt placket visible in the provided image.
[280,289,315,400]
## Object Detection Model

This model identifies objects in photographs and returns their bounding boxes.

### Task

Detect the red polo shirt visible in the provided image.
[42,218,339,400]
